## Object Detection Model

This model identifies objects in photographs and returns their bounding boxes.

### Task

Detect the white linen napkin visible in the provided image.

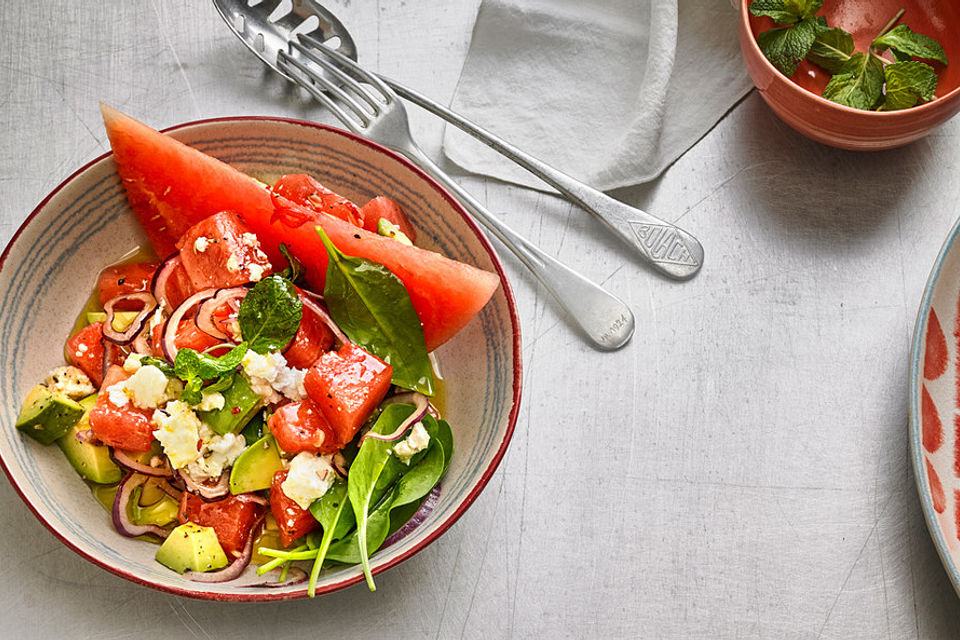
[441,0,752,191]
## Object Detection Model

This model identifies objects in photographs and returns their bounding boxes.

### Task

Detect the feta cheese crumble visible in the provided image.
[393,422,430,465]
[196,391,225,412]
[194,236,212,253]
[281,452,336,510]
[241,232,259,247]
[226,253,240,273]
[104,365,170,409]
[241,351,306,402]
[247,263,265,282]
[186,432,246,481]
[151,400,203,469]
[122,352,143,373]
[43,366,95,399]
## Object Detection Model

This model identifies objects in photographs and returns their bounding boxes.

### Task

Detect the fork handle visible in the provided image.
[383,77,704,281]
[400,145,635,352]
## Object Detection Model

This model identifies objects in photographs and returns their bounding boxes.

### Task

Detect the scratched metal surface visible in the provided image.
[2,0,960,638]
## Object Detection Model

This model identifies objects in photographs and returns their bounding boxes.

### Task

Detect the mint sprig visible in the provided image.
[750,2,949,111]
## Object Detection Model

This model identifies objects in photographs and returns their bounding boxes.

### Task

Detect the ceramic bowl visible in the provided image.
[910,216,960,598]
[0,117,522,601]
[738,0,960,150]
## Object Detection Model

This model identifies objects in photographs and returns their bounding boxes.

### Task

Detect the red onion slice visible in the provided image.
[174,468,231,501]
[183,514,266,583]
[361,393,429,444]
[111,448,174,478]
[201,343,236,356]
[233,493,269,507]
[382,484,440,550]
[161,288,217,363]
[112,473,171,539]
[75,429,100,445]
[332,453,349,478]
[157,481,183,502]
[195,286,247,341]
[101,337,122,382]
[249,566,309,588]
[131,327,153,355]
[151,254,182,314]
[300,295,348,347]
[102,292,158,346]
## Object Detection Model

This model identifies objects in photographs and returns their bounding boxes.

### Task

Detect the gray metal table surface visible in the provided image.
[1,1,959,638]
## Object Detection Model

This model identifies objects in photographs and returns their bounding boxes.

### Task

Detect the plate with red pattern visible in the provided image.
[910,217,960,596]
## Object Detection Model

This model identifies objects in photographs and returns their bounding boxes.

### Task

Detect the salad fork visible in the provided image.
[272,36,635,351]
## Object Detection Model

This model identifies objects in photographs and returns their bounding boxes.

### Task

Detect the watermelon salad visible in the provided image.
[13,106,499,595]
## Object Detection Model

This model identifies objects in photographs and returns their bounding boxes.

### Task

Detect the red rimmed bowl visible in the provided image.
[738,0,960,150]
[911,215,960,598]
[0,117,521,601]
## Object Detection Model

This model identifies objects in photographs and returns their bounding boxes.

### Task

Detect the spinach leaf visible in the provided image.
[173,344,248,404]
[822,52,885,109]
[277,243,306,284]
[304,478,350,597]
[316,227,434,396]
[881,61,938,110]
[873,24,948,65]
[254,410,452,594]
[344,403,412,590]
[238,275,302,354]
[807,27,854,74]
[326,414,448,570]
[756,17,822,77]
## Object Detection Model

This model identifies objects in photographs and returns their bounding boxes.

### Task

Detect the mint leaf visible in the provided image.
[881,61,938,110]
[873,25,948,65]
[181,378,204,405]
[808,27,854,73]
[749,0,822,24]
[316,227,434,396]
[822,52,885,109]
[238,275,303,354]
[174,343,248,381]
[784,0,822,20]
[139,356,175,377]
[756,17,821,77]
[173,343,248,404]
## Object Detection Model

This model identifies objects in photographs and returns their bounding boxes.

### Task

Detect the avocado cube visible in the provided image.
[85,310,141,331]
[229,434,284,494]
[16,385,85,445]
[199,375,263,436]
[130,486,179,527]
[156,523,229,574]
[57,394,123,484]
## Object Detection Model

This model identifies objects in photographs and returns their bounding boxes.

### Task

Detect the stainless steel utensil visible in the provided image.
[212,0,704,281]
[214,1,635,350]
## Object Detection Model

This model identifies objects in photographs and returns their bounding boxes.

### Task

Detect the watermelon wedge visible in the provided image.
[100,104,499,351]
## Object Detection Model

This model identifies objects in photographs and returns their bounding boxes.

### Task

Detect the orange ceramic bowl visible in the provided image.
[738,0,960,150]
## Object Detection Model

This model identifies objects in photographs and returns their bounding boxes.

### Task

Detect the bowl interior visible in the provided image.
[747,0,960,101]
[0,118,520,600]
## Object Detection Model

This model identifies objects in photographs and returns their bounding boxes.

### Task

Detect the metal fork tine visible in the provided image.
[276,53,365,132]
[289,39,383,115]
[298,32,394,100]
[278,50,371,127]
